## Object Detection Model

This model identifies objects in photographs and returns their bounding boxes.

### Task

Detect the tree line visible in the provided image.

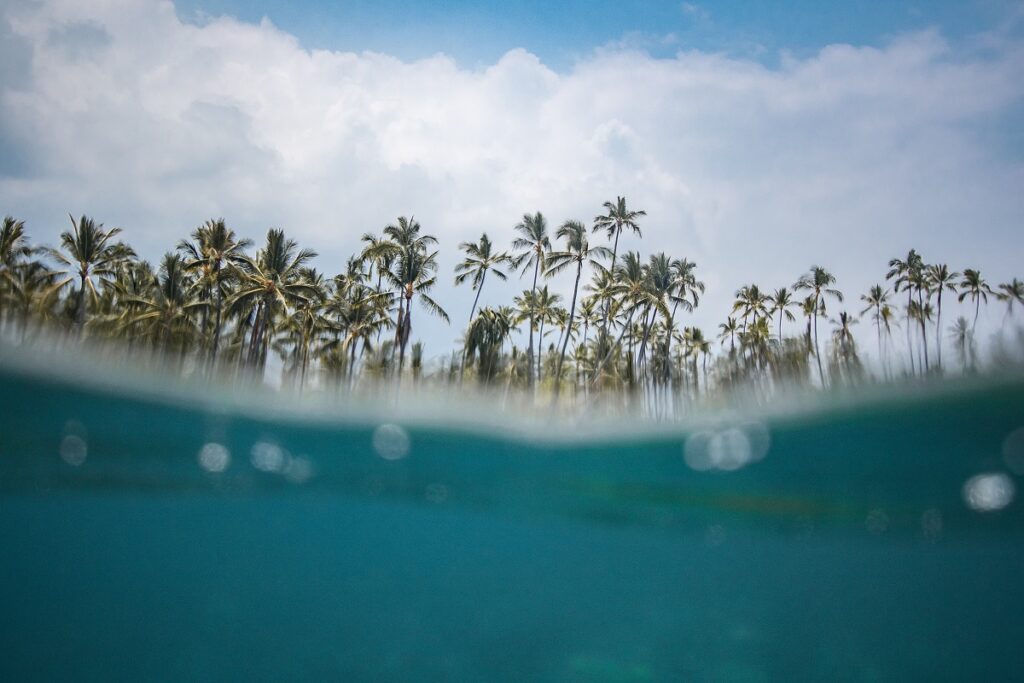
[1,203,1022,407]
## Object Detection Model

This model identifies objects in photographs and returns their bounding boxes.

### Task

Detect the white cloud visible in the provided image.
[1,0,1023,363]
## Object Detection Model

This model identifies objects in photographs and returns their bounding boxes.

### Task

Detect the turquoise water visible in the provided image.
[2,364,1024,681]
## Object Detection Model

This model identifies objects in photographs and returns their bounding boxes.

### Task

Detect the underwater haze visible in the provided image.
[2,359,1024,681]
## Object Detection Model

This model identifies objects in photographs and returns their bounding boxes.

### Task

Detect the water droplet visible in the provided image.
[198,442,231,473]
[963,473,1015,512]
[1002,428,1024,475]
[59,434,87,467]
[250,441,286,472]
[373,424,410,461]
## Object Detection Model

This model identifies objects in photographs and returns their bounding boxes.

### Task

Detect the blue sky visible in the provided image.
[2,0,1023,365]
[174,0,1023,67]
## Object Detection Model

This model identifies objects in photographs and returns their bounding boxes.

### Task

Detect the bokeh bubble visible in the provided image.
[251,441,286,472]
[198,442,231,473]
[283,456,315,484]
[684,422,769,472]
[963,473,1015,512]
[59,434,87,467]
[373,424,410,461]
[59,420,88,466]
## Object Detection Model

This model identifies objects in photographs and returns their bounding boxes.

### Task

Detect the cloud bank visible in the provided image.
[1,0,1023,357]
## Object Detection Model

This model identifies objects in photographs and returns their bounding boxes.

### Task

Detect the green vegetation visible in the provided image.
[0,208,1021,406]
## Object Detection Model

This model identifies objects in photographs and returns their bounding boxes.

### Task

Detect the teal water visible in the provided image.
[2,366,1024,681]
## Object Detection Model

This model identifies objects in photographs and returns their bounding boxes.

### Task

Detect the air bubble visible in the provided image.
[251,441,286,472]
[198,442,231,473]
[283,456,314,484]
[59,434,87,467]
[963,473,1015,512]
[373,424,410,461]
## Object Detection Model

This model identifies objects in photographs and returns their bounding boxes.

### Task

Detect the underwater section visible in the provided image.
[2,363,1024,681]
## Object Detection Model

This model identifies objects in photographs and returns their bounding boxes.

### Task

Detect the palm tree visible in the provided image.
[5,259,58,343]
[513,285,562,382]
[957,268,992,334]
[593,196,645,339]
[286,268,331,389]
[464,306,514,383]
[795,266,843,385]
[359,232,400,293]
[455,233,509,323]
[996,278,1024,318]
[662,258,703,382]
[926,264,958,371]
[48,215,130,332]
[768,287,797,341]
[324,281,393,382]
[382,216,448,372]
[887,250,924,375]
[590,251,649,385]
[949,316,976,374]
[907,298,935,372]
[178,218,252,365]
[0,216,31,329]
[733,284,770,331]
[126,253,204,353]
[545,219,612,397]
[860,284,890,375]
[577,296,599,352]
[510,212,551,383]
[230,228,318,372]
[830,311,859,379]
[718,317,739,357]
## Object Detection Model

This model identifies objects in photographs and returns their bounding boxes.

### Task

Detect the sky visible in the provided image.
[1,0,1023,369]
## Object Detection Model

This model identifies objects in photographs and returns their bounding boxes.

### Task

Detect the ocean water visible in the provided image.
[2,362,1024,681]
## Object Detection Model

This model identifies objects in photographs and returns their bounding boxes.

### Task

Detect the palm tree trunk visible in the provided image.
[591,308,635,386]
[875,310,883,380]
[973,296,980,334]
[906,290,915,376]
[469,271,485,323]
[537,318,545,382]
[935,289,943,371]
[554,262,581,400]
[813,294,824,386]
[918,288,929,372]
[528,258,539,385]
[247,303,263,366]
[598,227,621,342]
[664,300,680,383]
[636,305,657,371]
[75,272,88,332]
[211,263,224,369]
[398,292,414,375]
[459,272,486,382]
